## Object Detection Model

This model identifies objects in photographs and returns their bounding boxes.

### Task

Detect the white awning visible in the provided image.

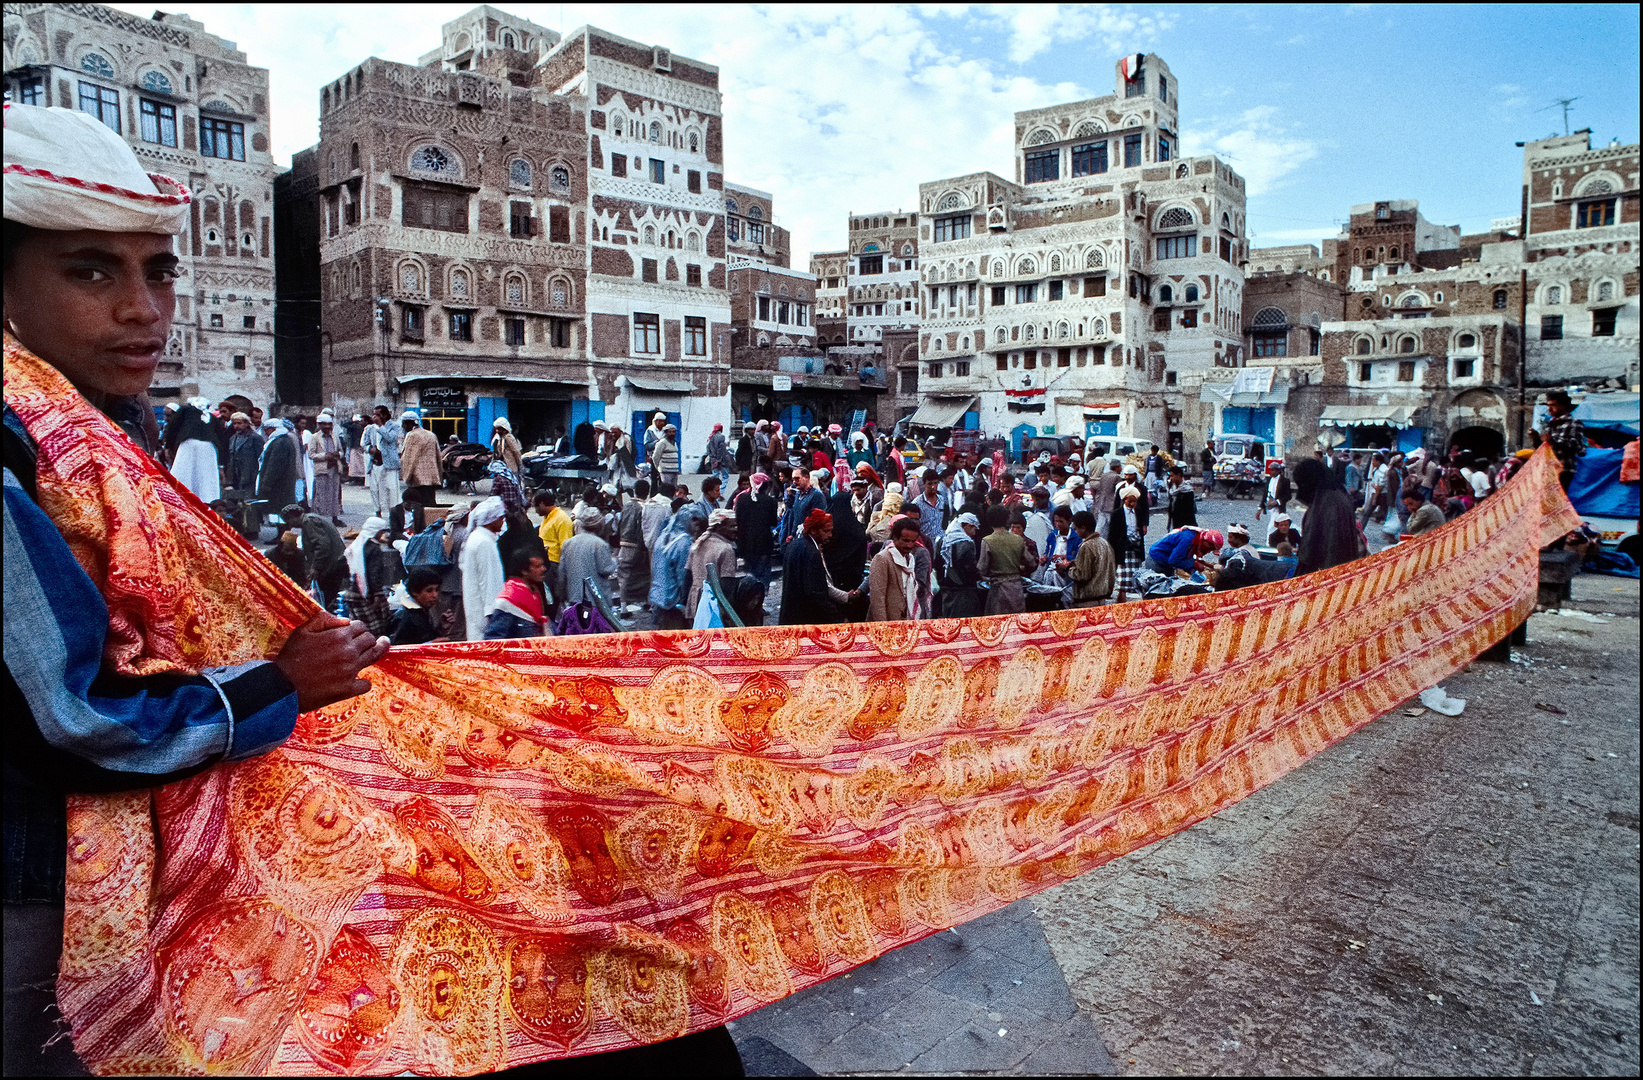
[1318,404,1418,429]
[1200,384,1290,406]
[907,396,976,429]
[625,376,696,393]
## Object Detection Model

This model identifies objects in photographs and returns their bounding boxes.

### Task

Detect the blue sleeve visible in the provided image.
[1148,529,1194,571]
[4,468,298,776]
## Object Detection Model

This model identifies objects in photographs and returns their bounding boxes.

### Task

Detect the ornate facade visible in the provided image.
[4,2,280,407]
[912,54,1249,456]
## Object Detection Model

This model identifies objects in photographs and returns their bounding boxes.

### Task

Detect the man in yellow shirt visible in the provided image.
[532,489,573,608]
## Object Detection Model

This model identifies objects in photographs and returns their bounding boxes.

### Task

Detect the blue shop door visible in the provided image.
[1010,423,1037,460]
[475,397,508,447]
[1250,407,1276,442]
[569,398,605,432]
[779,405,813,436]
[632,409,680,465]
[962,411,979,431]
[1396,426,1425,453]
[1221,407,1251,436]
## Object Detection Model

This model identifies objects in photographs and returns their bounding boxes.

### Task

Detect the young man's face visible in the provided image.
[3,228,180,399]
[892,528,918,555]
[413,584,440,608]
[522,557,547,585]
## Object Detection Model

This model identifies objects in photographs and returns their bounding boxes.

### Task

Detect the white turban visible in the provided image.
[471,496,507,528]
[400,410,420,424]
[1119,484,1142,501]
[492,416,511,432]
[4,105,190,233]
[810,468,832,486]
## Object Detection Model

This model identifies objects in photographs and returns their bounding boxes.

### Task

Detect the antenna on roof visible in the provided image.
[1538,97,1580,136]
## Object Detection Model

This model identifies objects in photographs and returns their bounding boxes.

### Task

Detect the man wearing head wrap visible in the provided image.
[643,411,669,463]
[650,507,706,630]
[1146,525,1225,578]
[224,411,263,496]
[256,415,302,514]
[706,422,733,486]
[342,516,403,636]
[399,410,442,506]
[849,472,878,531]
[482,548,550,640]
[1292,457,1364,575]
[557,502,617,607]
[1221,522,1252,559]
[306,411,345,524]
[460,496,508,641]
[735,471,780,586]
[1265,512,1301,549]
[614,478,653,612]
[938,511,984,617]
[779,510,855,625]
[490,416,523,476]
[651,423,682,491]
[1107,483,1150,597]
[270,503,350,606]
[4,107,392,1074]
[685,507,738,619]
[164,396,222,503]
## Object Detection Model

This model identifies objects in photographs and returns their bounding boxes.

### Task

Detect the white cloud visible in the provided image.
[1181,106,1319,198]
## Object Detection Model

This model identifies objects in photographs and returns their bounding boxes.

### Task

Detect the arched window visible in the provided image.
[1058,321,1070,339]
[550,166,570,192]
[1493,288,1508,310]
[688,131,699,153]
[936,192,964,211]
[349,142,360,171]
[502,31,515,48]
[643,225,656,245]
[1026,129,1056,146]
[611,114,624,136]
[1398,336,1417,353]
[410,146,456,175]
[995,327,1008,344]
[1075,120,1102,138]
[140,69,172,94]
[1049,253,1061,272]
[1597,280,1615,302]
[1159,284,1174,303]
[1017,257,1036,276]
[1400,295,1423,308]
[509,158,532,189]
[725,198,739,215]
[1185,284,1199,302]
[1176,163,1189,178]
[1085,248,1104,269]
[1362,248,1375,264]
[80,52,115,78]
[1024,324,1035,341]
[1356,337,1372,355]
[1252,307,1286,328]
[903,242,914,256]
[1221,213,1231,231]
[991,260,1005,277]
[549,277,570,308]
[505,274,525,304]
[649,120,662,143]
[749,206,762,221]
[350,262,361,295]
[1090,317,1106,336]
[1545,286,1561,305]
[1457,333,1476,349]
[1157,207,1194,230]
[449,267,469,299]
[685,231,700,252]
[961,335,971,350]
[1388,246,1400,260]
[400,263,422,293]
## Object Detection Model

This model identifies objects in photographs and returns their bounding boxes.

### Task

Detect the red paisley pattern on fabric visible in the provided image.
[9,336,1582,1076]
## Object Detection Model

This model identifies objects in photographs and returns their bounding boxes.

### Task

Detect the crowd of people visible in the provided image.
[215,401,1591,646]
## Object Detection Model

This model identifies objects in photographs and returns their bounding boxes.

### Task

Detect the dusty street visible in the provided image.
[731,573,1641,1076]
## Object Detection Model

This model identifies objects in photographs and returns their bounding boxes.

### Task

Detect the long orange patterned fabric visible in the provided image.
[7,337,1580,1076]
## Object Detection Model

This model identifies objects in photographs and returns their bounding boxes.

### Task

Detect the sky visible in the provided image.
[112,3,1641,261]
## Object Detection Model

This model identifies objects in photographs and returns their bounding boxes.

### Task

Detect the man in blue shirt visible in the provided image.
[3,104,388,1074]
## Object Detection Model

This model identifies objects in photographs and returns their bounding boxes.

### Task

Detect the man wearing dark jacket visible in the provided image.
[736,474,780,584]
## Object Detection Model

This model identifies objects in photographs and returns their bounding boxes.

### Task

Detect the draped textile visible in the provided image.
[5,335,1582,1077]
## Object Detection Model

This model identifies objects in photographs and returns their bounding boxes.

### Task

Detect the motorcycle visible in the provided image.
[441,442,493,493]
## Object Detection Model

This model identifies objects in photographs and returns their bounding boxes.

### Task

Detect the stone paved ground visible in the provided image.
[729,573,1640,1075]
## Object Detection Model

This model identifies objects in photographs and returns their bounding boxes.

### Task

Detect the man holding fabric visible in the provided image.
[2,103,388,1075]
